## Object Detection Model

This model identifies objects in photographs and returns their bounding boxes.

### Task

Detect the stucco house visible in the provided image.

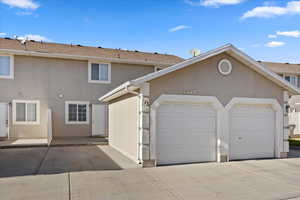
[262,61,300,136]
[0,37,182,140]
[1,37,300,167]
[99,44,300,167]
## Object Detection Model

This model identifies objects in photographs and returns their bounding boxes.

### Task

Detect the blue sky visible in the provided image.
[0,0,300,63]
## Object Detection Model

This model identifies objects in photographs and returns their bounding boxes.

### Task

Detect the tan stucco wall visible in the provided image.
[108,95,139,162]
[0,55,154,138]
[149,53,285,107]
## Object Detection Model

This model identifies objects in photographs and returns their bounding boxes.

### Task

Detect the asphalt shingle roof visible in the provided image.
[0,37,184,65]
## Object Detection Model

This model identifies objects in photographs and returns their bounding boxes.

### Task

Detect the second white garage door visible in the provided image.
[156,103,217,165]
[229,104,275,160]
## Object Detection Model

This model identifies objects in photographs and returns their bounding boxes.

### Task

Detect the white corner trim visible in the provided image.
[224,97,283,159]
[12,100,40,125]
[88,61,111,84]
[0,54,14,80]
[65,101,90,125]
[150,94,224,163]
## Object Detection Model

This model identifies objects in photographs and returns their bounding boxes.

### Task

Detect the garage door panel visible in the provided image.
[156,103,217,165]
[230,104,275,160]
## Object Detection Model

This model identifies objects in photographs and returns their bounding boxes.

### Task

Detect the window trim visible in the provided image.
[12,100,40,125]
[88,61,111,84]
[0,54,14,80]
[218,59,232,75]
[283,74,298,87]
[65,101,90,124]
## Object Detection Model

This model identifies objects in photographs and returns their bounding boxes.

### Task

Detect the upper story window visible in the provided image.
[88,61,111,84]
[0,55,14,79]
[65,101,89,124]
[12,100,40,125]
[284,75,298,87]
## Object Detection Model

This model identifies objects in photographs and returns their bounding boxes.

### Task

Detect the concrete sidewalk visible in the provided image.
[2,158,300,200]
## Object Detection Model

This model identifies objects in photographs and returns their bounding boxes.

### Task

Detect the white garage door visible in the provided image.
[156,103,217,165]
[229,104,275,160]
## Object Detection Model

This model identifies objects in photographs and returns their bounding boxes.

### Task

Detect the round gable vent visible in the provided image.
[218,59,232,75]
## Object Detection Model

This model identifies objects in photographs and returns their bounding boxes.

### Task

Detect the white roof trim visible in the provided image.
[99,44,300,102]
[0,48,175,66]
[99,81,131,102]
[131,44,231,85]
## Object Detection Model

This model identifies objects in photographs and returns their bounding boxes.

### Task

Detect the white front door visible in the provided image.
[229,104,275,160]
[0,103,8,138]
[92,104,107,137]
[156,103,217,165]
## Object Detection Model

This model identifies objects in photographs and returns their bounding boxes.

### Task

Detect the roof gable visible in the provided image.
[99,44,300,102]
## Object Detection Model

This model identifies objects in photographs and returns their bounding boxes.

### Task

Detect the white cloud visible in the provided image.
[0,0,39,10]
[265,41,286,47]
[268,34,277,38]
[0,32,7,37]
[185,0,244,7]
[276,30,300,38]
[169,25,190,32]
[241,1,300,19]
[17,34,51,42]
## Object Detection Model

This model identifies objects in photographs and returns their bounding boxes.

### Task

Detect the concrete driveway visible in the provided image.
[1,148,300,200]
[0,145,137,178]
[1,158,300,199]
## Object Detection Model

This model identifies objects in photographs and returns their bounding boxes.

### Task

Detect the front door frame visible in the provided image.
[0,102,9,138]
[92,104,107,137]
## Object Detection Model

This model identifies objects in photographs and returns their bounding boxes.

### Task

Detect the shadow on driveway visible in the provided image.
[0,145,137,178]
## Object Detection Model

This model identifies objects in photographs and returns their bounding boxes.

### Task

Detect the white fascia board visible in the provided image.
[98,81,131,102]
[98,81,139,102]
[99,43,300,102]
[0,49,174,67]
[227,47,300,95]
[131,44,300,94]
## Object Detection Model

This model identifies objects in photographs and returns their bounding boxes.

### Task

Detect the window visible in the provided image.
[13,100,40,125]
[88,62,111,83]
[0,55,14,79]
[284,75,298,87]
[218,59,232,75]
[65,101,89,124]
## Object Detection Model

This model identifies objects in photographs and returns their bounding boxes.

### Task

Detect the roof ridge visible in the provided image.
[0,37,180,58]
